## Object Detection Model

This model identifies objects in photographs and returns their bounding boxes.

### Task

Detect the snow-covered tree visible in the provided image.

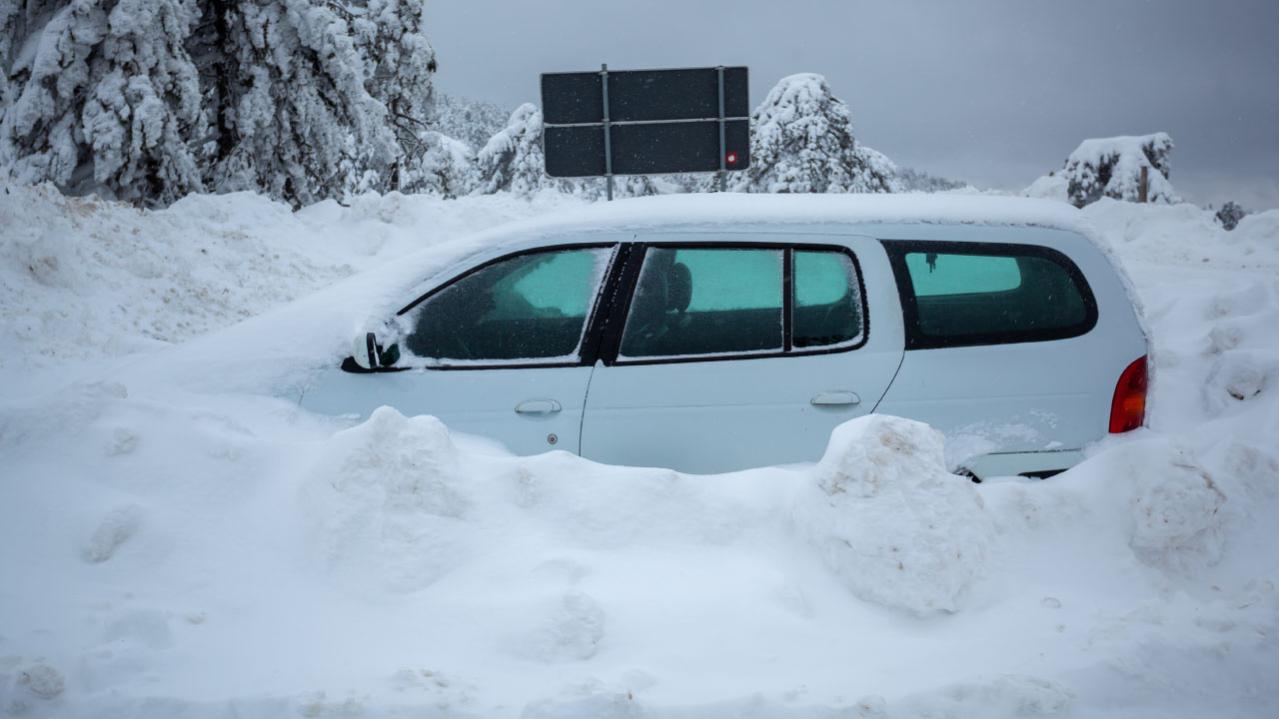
[732,73,897,194]
[396,129,476,198]
[199,1,403,206]
[896,165,967,193]
[1061,133,1179,208]
[2,0,206,204]
[354,0,437,192]
[475,102,588,197]
[431,92,508,150]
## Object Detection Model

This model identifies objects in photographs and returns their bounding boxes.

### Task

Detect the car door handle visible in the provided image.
[811,391,861,407]
[515,399,562,416]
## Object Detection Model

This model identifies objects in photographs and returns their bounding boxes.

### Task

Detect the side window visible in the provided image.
[619,248,784,358]
[793,250,864,348]
[400,246,613,364]
[887,242,1096,349]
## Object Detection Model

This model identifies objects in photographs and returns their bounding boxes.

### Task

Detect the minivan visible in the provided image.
[300,195,1149,479]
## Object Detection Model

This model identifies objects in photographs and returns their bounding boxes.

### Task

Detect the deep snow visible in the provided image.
[1,184,1277,717]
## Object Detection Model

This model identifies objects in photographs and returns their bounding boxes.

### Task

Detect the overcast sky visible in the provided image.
[424,1,1279,208]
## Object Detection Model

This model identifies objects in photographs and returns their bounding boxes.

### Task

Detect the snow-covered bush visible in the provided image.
[1062,133,1179,208]
[896,165,968,193]
[1,0,207,205]
[732,73,898,194]
[1215,201,1248,231]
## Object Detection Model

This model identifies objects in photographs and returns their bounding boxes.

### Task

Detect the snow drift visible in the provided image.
[1,185,1278,717]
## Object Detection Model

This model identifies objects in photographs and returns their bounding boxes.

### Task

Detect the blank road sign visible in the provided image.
[541,66,750,178]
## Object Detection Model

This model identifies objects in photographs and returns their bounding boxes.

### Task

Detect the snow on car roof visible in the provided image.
[467,192,1089,246]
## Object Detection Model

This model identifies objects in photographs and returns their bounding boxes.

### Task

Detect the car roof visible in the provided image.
[467,193,1090,252]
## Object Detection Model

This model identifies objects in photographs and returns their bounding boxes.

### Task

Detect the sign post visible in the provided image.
[541,65,751,198]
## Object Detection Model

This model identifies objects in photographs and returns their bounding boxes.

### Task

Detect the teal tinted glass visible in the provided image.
[677,248,783,311]
[405,247,610,362]
[793,251,863,348]
[900,249,1090,340]
[620,247,783,358]
[905,252,1021,296]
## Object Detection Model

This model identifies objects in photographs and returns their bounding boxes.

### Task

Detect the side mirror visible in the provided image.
[350,332,401,370]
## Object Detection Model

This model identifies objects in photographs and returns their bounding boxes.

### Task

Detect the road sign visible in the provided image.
[540,66,751,192]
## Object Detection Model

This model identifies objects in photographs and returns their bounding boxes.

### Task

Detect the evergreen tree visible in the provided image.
[2,0,440,206]
[431,92,507,151]
[1,0,206,204]
[734,73,895,194]
[199,0,399,206]
[398,129,476,198]
[355,0,437,192]
[475,103,568,196]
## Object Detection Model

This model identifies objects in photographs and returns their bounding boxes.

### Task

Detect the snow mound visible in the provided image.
[1022,172,1069,202]
[300,407,470,593]
[1062,133,1179,207]
[1088,438,1227,573]
[795,415,994,615]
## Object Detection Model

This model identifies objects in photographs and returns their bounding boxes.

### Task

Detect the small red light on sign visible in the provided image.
[726,152,738,166]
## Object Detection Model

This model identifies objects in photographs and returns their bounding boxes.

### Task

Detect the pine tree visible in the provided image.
[431,92,508,150]
[397,129,476,198]
[199,0,401,206]
[476,103,561,196]
[734,73,895,194]
[355,0,437,192]
[1,0,206,204]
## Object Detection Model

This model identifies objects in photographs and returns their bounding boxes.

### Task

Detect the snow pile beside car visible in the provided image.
[796,416,993,615]
[1,187,1278,717]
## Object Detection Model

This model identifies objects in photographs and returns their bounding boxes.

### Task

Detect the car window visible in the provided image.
[904,252,1021,295]
[619,247,784,358]
[888,242,1096,349]
[400,246,613,364]
[793,250,864,348]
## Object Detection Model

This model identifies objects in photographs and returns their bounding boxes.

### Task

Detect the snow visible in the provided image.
[2,183,1279,717]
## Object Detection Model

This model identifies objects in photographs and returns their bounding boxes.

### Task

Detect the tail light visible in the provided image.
[1109,356,1148,433]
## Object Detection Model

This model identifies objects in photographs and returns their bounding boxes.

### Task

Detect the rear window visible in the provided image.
[885,241,1097,349]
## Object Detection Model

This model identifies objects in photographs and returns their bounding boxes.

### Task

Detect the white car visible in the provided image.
[301,195,1149,479]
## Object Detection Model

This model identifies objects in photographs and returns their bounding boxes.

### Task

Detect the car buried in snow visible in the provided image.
[300,195,1149,480]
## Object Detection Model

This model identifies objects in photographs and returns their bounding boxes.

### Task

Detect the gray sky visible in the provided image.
[424,0,1279,208]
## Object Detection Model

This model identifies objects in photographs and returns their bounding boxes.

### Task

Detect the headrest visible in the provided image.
[668,262,692,313]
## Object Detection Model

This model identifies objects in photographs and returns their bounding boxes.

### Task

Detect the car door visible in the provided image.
[580,233,905,474]
[300,242,620,456]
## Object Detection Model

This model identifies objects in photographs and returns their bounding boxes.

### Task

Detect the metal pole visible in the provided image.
[601,63,614,201]
[716,65,727,193]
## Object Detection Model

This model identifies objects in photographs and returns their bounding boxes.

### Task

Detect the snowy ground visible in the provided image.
[1,183,1277,717]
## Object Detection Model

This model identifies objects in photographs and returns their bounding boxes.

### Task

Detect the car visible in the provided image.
[300,194,1149,478]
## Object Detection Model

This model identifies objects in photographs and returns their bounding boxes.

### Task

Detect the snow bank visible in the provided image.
[0,182,587,374]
